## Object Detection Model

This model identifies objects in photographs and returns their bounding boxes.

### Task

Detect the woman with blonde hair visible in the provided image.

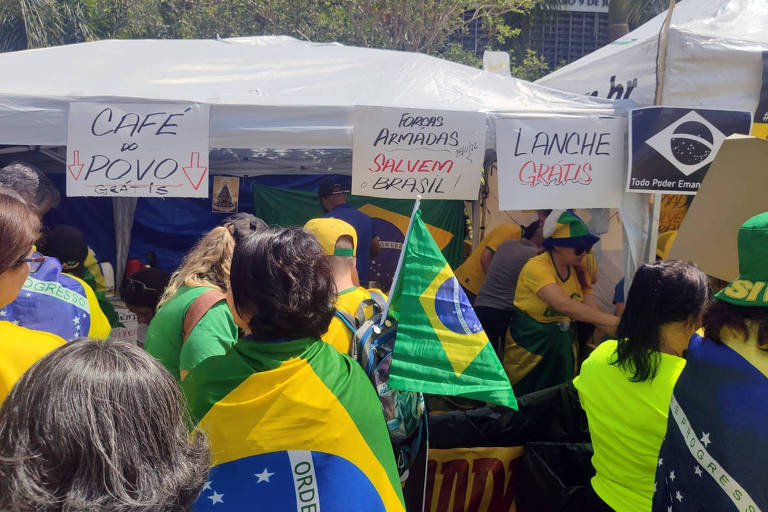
[145,214,267,382]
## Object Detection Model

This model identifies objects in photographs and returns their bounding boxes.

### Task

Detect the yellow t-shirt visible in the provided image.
[574,340,686,512]
[455,224,521,295]
[322,287,386,354]
[0,321,65,405]
[513,252,586,323]
[582,249,598,285]
[69,274,111,340]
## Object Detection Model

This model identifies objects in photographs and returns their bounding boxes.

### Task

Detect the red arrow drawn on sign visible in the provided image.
[67,150,85,180]
[182,152,208,191]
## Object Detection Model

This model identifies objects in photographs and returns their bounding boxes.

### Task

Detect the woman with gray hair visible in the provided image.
[0,338,210,511]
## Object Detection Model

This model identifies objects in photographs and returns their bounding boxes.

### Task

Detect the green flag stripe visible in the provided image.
[389,210,517,409]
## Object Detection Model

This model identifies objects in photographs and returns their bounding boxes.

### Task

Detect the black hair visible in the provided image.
[121,267,171,311]
[523,220,540,240]
[0,338,210,511]
[229,227,336,339]
[612,260,709,382]
[703,299,768,349]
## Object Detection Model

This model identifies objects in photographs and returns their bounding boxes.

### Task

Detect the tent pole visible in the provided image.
[647,0,677,263]
[472,199,482,249]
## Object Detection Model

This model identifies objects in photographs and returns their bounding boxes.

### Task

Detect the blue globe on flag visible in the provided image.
[434,276,483,335]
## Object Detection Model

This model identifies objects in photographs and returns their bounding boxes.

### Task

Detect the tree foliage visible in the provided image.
[0,0,552,77]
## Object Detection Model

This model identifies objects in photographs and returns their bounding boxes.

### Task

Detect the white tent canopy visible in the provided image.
[0,36,620,150]
[537,0,768,111]
[0,36,626,287]
[537,0,768,298]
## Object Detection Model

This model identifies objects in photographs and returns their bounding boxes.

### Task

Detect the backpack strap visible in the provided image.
[352,289,388,325]
[334,309,358,332]
[182,289,227,344]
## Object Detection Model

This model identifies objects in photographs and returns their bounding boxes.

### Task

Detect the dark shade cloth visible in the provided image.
[428,383,593,512]
[474,305,514,357]
[515,442,595,512]
[428,382,588,449]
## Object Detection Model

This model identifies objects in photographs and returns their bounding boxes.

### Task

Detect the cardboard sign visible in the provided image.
[109,308,138,344]
[212,176,240,213]
[495,117,625,210]
[66,103,210,197]
[669,136,768,281]
[425,446,523,511]
[628,107,752,194]
[352,107,486,200]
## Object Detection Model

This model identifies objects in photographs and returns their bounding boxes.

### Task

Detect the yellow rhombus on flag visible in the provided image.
[388,209,516,408]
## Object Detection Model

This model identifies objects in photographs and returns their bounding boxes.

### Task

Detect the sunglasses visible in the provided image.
[124,277,160,295]
[574,246,592,256]
[17,251,45,273]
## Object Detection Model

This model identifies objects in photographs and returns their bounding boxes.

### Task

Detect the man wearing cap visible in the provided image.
[654,212,768,511]
[318,176,380,285]
[305,217,385,355]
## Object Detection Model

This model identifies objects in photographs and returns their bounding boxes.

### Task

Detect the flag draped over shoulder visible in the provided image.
[389,210,517,409]
[182,338,405,512]
[653,334,768,511]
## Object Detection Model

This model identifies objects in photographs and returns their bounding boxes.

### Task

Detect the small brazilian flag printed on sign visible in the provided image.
[389,210,517,409]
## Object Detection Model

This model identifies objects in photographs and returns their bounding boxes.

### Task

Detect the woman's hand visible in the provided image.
[537,284,619,334]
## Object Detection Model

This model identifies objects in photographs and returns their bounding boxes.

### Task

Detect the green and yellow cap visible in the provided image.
[542,209,599,249]
[716,211,768,307]
[304,217,357,257]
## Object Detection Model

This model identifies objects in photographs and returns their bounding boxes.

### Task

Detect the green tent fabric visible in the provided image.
[252,183,465,289]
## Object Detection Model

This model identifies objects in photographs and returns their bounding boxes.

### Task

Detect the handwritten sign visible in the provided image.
[66,103,210,197]
[495,117,624,210]
[352,107,486,200]
[109,308,138,344]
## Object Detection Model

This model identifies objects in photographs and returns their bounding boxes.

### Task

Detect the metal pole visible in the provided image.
[648,0,677,263]
[380,196,422,325]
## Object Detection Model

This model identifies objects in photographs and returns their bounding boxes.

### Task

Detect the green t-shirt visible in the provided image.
[144,286,238,382]
[573,340,685,512]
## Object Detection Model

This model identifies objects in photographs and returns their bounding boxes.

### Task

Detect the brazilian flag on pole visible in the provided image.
[388,209,517,409]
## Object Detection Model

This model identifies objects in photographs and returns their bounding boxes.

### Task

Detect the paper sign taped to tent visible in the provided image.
[351,106,486,200]
[212,176,239,213]
[627,107,752,194]
[495,117,624,210]
[66,103,210,198]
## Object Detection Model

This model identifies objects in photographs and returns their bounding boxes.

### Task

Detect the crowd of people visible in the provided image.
[0,160,766,511]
